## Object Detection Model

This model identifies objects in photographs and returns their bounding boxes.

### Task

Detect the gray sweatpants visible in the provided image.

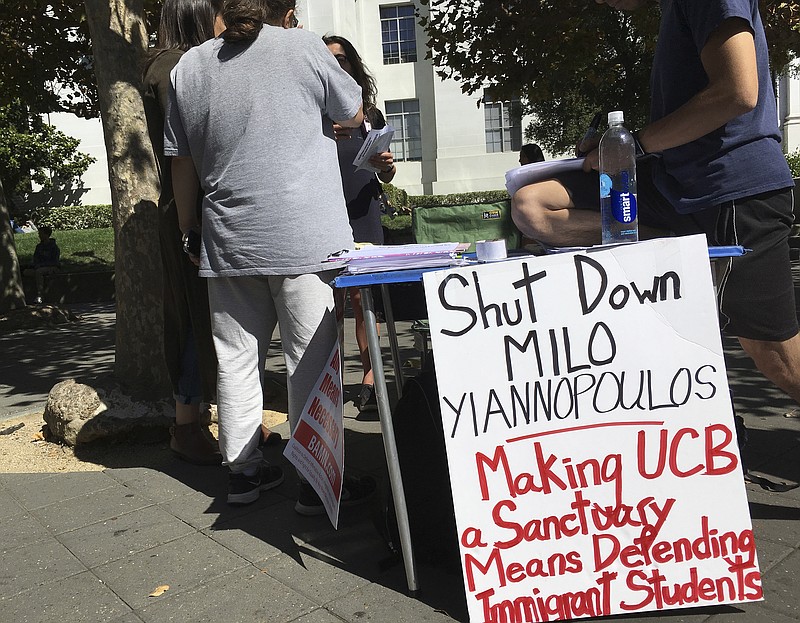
[207,271,340,473]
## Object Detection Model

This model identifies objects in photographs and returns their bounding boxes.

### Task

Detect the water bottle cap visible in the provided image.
[608,110,624,125]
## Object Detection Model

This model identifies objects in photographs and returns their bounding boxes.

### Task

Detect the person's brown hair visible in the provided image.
[322,35,377,112]
[143,0,223,77]
[222,0,296,43]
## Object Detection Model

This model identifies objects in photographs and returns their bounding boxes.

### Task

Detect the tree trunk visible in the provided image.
[84,0,169,398]
[0,178,27,314]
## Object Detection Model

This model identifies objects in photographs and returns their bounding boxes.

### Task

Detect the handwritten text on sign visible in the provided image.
[423,236,760,622]
[284,342,344,528]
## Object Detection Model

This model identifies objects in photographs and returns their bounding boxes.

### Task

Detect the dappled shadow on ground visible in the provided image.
[0,303,115,415]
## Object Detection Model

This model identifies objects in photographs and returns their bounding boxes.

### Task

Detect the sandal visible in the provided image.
[357,384,378,412]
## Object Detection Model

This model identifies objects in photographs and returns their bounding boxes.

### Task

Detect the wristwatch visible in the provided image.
[632,131,647,157]
[182,229,201,257]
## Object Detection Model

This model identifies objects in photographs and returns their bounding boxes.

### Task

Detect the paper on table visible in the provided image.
[326,242,470,274]
[504,157,585,197]
[342,255,463,274]
[353,125,395,173]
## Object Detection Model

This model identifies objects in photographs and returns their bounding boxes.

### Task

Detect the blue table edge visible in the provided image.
[334,245,748,288]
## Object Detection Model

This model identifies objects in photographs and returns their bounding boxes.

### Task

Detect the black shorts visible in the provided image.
[557,160,798,341]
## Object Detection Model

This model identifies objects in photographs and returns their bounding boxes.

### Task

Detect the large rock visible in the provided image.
[44,379,173,446]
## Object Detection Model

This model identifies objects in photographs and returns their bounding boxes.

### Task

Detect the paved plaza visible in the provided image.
[1,295,799,622]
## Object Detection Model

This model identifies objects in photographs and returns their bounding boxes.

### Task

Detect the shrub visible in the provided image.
[381,214,412,230]
[381,183,410,211]
[408,189,509,208]
[31,204,113,230]
[786,150,800,178]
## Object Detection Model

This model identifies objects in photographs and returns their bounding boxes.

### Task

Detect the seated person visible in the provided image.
[23,225,60,304]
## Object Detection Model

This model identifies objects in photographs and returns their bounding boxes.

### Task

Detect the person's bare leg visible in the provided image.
[512,180,669,246]
[350,286,376,386]
[738,332,800,406]
[175,401,200,426]
[511,180,602,247]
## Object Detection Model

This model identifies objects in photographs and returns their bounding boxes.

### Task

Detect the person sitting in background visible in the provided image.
[519,143,545,166]
[23,226,60,304]
[323,34,396,413]
[516,143,547,250]
[20,220,38,233]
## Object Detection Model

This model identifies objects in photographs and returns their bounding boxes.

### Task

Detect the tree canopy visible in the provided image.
[0,0,163,118]
[421,0,800,154]
[0,1,95,116]
[0,101,95,210]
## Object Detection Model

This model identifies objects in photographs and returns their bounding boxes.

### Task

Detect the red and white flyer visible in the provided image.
[284,342,345,528]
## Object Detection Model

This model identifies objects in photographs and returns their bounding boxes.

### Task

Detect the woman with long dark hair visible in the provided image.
[323,34,396,413]
[165,0,376,510]
[142,0,224,465]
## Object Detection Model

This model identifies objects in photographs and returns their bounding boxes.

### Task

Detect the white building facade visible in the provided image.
[44,2,800,205]
[778,61,800,154]
[298,0,533,195]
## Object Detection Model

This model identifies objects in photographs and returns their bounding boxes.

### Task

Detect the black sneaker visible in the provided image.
[227,461,285,505]
[357,384,378,412]
[295,475,377,516]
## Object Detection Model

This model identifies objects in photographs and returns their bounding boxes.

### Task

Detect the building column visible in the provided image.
[779,62,800,154]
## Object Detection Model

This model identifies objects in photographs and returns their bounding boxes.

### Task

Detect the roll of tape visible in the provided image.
[475,239,507,262]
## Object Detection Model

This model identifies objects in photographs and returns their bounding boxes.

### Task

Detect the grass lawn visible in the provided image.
[14,227,114,273]
[13,219,414,273]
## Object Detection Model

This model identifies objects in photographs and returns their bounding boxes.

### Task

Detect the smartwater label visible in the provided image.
[611,189,637,224]
[599,173,612,198]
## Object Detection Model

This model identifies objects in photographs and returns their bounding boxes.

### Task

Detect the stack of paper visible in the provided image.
[326,242,470,274]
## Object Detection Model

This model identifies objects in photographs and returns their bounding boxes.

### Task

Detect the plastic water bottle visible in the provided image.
[599,110,638,244]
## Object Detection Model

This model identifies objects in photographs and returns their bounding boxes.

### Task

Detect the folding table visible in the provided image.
[333,244,746,595]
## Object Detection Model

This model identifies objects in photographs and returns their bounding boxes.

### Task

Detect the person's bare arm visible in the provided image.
[637,17,757,154]
[335,104,364,128]
[583,17,757,171]
[172,156,200,233]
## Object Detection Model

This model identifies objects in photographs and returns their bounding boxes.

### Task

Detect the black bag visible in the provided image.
[375,360,461,573]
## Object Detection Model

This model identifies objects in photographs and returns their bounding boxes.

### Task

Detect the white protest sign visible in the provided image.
[284,342,345,528]
[422,235,760,622]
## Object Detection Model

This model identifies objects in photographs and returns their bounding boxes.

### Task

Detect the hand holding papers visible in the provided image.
[353,125,395,173]
[327,242,470,274]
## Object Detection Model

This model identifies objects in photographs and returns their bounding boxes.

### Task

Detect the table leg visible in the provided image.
[380,283,405,400]
[359,286,419,595]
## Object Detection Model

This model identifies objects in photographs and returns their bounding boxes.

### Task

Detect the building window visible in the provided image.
[484,98,522,153]
[380,5,417,64]
[386,99,422,161]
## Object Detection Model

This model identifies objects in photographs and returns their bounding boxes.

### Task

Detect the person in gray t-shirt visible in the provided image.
[164,0,369,510]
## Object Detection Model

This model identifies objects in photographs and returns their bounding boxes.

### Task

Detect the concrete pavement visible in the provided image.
[0,302,115,422]
[1,297,799,622]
